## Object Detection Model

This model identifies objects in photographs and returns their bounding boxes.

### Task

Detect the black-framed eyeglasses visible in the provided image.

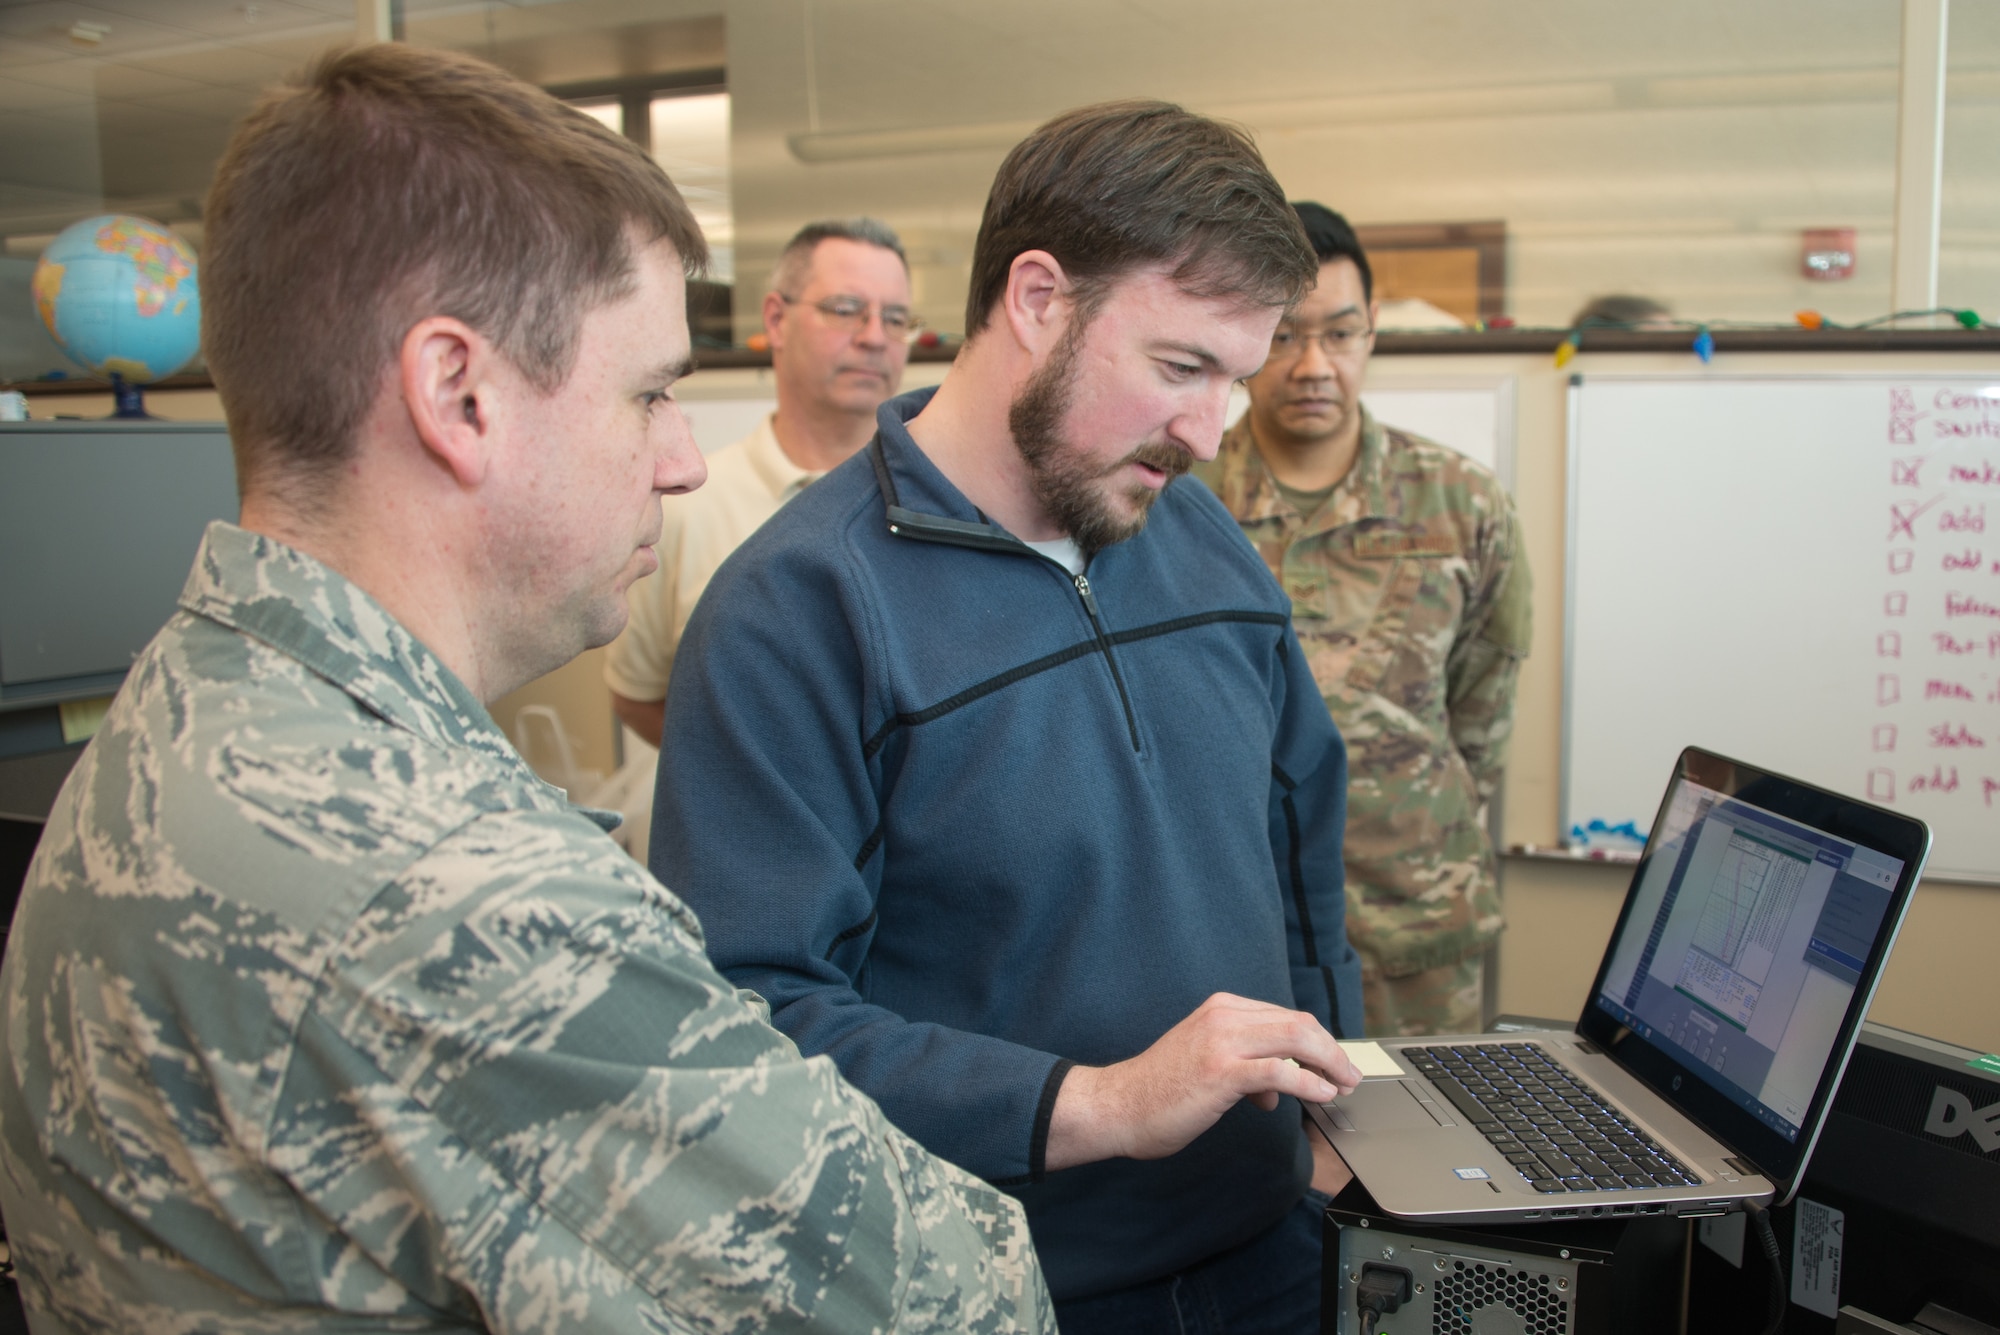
[1267,322,1374,362]
[778,292,924,342]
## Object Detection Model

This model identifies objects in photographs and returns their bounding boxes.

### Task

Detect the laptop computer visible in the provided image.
[1310,745,1930,1225]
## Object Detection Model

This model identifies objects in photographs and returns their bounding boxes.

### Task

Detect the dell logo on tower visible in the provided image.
[1922,1086,2000,1154]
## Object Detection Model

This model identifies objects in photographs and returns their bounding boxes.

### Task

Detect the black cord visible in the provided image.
[1355,1264,1411,1335]
[1558,307,1991,335]
[1744,1201,1785,1335]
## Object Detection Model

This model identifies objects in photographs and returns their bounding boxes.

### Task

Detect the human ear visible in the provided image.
[1001,250,1068,356]
[762,290,788,354]
[399,317,492,488]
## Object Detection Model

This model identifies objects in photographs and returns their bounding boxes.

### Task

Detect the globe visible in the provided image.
[31,215,201,384]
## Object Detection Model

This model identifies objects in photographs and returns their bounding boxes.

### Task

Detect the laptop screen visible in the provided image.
[1593,778,1903,1143]
[1578,747,1929,1202]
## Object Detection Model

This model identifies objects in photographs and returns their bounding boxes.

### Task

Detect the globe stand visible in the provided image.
[108,372,155,420]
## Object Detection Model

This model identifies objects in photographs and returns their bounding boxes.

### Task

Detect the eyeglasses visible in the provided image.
[779,292,925,342]
[1266,323,1374,363]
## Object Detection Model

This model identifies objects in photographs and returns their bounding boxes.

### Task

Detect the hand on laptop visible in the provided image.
[1045,992,1362,1170]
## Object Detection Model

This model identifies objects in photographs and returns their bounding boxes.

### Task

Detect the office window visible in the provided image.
[652,91,733,284]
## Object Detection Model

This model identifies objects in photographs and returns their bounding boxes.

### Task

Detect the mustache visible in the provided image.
[1117,442,1193,479]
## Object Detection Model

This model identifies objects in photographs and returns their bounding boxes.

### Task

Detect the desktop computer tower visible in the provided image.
[1688,1023,2000,1333]
[1321,1183,1683,1335]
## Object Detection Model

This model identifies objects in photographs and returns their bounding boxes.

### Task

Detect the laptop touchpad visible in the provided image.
[1325,1080,1439,1132]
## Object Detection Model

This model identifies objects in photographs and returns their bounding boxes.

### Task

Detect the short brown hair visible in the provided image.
[202,44,706,497]
[964,100,1314,337]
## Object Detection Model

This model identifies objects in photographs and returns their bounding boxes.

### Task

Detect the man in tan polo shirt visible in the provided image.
[603,218,914,857]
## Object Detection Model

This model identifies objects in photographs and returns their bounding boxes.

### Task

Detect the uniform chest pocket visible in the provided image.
[1337,532,1465,708]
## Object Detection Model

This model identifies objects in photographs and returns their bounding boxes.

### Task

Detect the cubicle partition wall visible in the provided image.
[0,421,238,708]
[0,420,238,828]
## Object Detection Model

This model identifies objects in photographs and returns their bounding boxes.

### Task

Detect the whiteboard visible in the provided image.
[1225,378,1515,487]
[1564,375,2000,884]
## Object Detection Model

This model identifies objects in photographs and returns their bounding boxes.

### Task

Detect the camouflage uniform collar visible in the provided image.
[1337,407,1394,524]
[1211,405,1392,537]
[178,521,532,773]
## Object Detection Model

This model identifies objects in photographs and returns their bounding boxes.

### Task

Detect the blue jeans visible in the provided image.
[1052,1190,1330,1335]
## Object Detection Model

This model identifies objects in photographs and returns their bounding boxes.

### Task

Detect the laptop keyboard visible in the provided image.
[1409,1043,1702,1195]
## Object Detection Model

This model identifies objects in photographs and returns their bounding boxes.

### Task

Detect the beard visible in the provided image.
[1008,321,1190,558]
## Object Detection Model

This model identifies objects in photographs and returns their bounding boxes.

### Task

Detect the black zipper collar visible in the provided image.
[866,389,1055,563]
[865,395,1142,751]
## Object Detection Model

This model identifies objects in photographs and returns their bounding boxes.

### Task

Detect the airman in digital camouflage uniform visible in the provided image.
[0,44,1050,1334]
[1195,203,1531,1037]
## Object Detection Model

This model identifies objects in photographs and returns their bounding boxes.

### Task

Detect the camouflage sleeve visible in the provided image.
[290,809,1052,1334]
[1443,489,1533,802]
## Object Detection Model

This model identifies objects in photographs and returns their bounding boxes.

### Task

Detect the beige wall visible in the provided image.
[491,646,621,788]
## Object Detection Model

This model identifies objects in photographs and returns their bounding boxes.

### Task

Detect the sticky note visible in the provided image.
[59,696,113,745]
[1339,1041,1407,1081]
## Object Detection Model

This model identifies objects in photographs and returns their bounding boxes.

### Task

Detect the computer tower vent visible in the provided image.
[1432,1261,1570,1335]
[1327,1192,1682,1335]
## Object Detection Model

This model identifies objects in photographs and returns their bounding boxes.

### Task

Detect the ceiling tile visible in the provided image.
[0,33,82,67]
[0,60,97,97]
[93,81,211,118]
[141,82,258,120]
[88,59,215,100]
[0,3,213,56]
[80,0,339,41]
[226,28,356,66]
[117,42,293,86]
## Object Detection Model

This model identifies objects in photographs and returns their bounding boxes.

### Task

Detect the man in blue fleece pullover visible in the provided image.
[655,100,1367,1331]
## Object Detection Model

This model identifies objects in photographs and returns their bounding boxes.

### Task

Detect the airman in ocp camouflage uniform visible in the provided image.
[0,523,1051,1334]
[1198,410,1530,1031]
[1195,203,1531,1038]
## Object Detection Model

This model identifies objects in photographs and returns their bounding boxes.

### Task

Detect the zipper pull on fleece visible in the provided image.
[1074,573,1103,619]
[1069,571,1140,751]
